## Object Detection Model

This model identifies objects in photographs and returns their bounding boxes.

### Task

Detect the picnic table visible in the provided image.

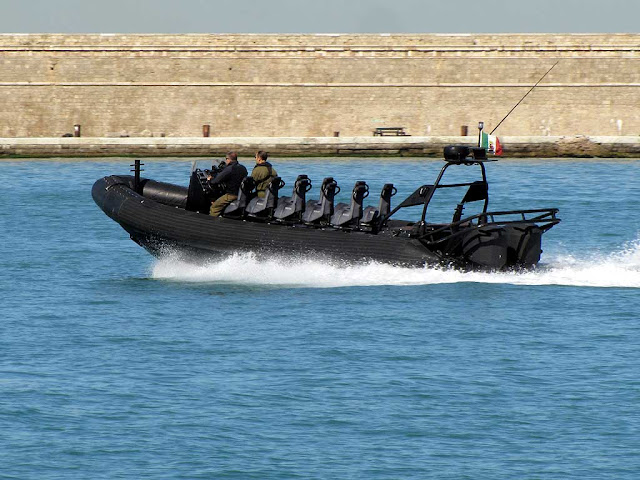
[373,127,409,136]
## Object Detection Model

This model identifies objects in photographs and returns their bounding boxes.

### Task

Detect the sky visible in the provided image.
[0,0,638,34]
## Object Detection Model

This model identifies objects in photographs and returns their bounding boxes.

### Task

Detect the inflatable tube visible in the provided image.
[141,180,188,208]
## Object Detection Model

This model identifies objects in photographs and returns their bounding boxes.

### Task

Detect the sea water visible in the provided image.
[1,157,639,479]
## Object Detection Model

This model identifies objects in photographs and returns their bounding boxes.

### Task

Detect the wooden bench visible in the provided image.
[373,127,409,136]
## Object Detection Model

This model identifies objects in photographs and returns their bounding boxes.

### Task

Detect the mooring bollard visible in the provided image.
[461,125,468,136]
[73,124,81,137]
[203,124,210,137]
[333,131,340,137]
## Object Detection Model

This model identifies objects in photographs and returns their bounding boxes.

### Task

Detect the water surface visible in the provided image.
[1,157,639,479]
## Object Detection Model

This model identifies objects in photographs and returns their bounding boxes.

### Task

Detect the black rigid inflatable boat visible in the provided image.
[92,146,560,270]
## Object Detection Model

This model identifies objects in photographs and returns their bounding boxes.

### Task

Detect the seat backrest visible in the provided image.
[264,176,285,209]
[246,176,285,217]
[302,177,339,224]
[322,177,339,211]
[222,176,256,217]
[291,175,312,212]
[330,181,369,226]
[236,176,257,208]
[274,174,312,221]
[360,183,396,230]
[349,181,369,219]
[378,183,397,218]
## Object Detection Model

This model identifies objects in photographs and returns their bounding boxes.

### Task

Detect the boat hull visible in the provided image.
[92,175,441,266]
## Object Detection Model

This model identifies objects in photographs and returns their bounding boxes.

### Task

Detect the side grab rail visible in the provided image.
[479,208,559,225]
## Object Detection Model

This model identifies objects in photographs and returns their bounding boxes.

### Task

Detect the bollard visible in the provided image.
[460,125,468,136]
[73,124,81,137]
[333,131,340,137]
[203,124,210,137]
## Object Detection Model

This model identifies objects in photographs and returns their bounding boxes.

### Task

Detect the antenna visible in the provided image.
[490,61,559,135]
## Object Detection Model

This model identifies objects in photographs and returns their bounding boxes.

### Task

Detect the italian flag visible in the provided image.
[480,132,503,156]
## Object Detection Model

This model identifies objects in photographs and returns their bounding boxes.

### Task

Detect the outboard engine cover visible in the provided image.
[246,176,285,219]
[274,175,312,222]
[302,177,339,225]
[504,224,543,268]
[461,225,509,270]
[223,176,256,218]
[331,181,369,228]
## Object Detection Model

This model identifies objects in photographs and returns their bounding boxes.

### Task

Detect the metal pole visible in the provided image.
[478,121,484,148]
[131,159,144,194]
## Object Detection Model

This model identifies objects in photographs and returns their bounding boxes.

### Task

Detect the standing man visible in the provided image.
[251,151,278,198]
[208,151,248,217]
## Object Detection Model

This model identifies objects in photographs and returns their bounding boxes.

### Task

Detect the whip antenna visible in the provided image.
[490,61,559,135]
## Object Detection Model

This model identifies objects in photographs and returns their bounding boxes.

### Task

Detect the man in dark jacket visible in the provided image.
[207,151,248,216]
[251,150,277,198]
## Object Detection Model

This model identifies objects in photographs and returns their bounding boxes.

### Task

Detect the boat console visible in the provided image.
[185,162,226,213]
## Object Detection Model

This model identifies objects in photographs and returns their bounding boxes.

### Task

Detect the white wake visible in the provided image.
[151,240,640,289]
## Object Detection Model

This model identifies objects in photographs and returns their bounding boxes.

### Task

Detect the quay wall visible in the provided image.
[2,136,639,158]
[1,34,639,141]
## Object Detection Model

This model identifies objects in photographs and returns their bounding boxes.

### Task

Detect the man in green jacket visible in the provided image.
[251,151,277,198]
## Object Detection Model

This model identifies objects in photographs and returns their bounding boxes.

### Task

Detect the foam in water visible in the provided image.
[151,239,640,289]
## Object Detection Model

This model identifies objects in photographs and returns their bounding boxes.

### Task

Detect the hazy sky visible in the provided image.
[0,0,638,34]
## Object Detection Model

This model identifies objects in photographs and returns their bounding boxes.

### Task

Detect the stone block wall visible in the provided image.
[0,34,638,137]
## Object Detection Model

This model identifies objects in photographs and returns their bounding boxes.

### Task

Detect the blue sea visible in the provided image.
[2,156,639,479]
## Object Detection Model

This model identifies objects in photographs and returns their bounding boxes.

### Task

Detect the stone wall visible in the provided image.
[1,34,639,138]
